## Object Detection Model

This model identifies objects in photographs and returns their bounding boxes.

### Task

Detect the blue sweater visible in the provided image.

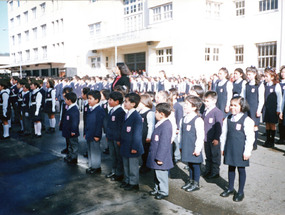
[62,105,80,138]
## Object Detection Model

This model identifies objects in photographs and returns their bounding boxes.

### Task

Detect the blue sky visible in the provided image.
[0,1,9,54]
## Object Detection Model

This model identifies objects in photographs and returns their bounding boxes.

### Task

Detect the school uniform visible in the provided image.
[21,91,32,135]
[29,89,42,122]
[17,88,24,129]
[233,79,246,98]
[44,88,56,114]
[279,82,285,143]
[83,100,89,135]
[120,109,144,186]
[85,104,105,169]
[202,106,223,176]
[147,119,173,196]
[9,84,19,123]
[106,105,126,178]
[173,101,183,162]
[62,103,80,161]
[0,89,11,138]
[39,87,46,129]
[215,80,233,118]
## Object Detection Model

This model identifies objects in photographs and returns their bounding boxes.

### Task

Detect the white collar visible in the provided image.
[67,103,77,110]
[155,118,168,128]
[89,103,100,111]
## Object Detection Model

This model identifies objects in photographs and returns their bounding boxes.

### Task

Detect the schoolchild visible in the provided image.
[179,95,204,192]
[84,90,106,174]
[29,80,43,138]
[263,67,282,148]
[21,82,32,136]
[189,85,205,115]
[215,67,233,118]
[202,91,223,179]
[119,93,143,191]
[220,96,254,202]
[105,91,125,182]
[81,87,90,157]
[0,79,11,139]
[16,80,25,133]
[38,79,46,131]
[277,65,285,144]
[44,79,56,133]
[157,70,169,92]
[100,89,111,154]
[62,92,80,164]
[59,87,73,154]
[147,102,174,200]
[9,77,19,124]
[137,93,155,174]
[245,66,265,150]
[232,68,247,98]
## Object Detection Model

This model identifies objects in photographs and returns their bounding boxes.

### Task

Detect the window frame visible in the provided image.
[257,42,277,68]
[156,47,173,64]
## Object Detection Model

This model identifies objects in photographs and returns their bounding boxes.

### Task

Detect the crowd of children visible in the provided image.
[0,65,285,203]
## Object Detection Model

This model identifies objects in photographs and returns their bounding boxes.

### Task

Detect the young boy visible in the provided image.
[84,90,105,174]
[21,82,32,136]
[119,93,144,191]
[105,91,125,181]
[147,102,174,200]
[62,92,80,164]
[202,91,223,179]
[82,87,90,158]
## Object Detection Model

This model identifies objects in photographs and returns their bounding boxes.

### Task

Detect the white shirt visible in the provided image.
[0,89,9,116]
[220,113,255,157]
[32,88,43,115]
[89,103,100,112]
[67,103,77,111]
[125,108,136,120]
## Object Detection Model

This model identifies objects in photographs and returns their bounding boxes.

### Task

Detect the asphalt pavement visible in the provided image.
[0,115,285,215]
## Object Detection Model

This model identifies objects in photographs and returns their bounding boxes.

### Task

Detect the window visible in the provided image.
[26,50,30,61]
[12,35,15,46]
[16,15,20,25]
[10,18,14,28]
[32,7,37,19]
[124,0,143,15]
[25,30,29,41]
[156,48,173,64]
[18,51,22,62]
[89,22,101,36]
[106,56,109,68]
[206,1,221,18]
[11,53,16,63]
[33,27,37,39]
[124,14,143,32]
[9,1,13,11]
[41,24,47,37]
[235,0,245,16]
[42,46,47,59]
[257,42,277,68]
[234,46,244,63]
[91,57,101,68]
[205,46,220,62]
[40,3,46,15]
[17,33,21,44]
[33,48,38,60]
[24,11,28,23]
[259,0,278,11]
[152,3,172,23]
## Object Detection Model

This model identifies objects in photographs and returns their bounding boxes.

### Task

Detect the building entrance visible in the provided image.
[124,52,145,73]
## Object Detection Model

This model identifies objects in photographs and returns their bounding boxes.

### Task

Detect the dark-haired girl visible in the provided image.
[44,79,56,133]
[233,68,247,98]
[220,96,254,202]
[263,68,282,148]
[245,66,265,150]
[30,81,43,138]
[0,79,11,139]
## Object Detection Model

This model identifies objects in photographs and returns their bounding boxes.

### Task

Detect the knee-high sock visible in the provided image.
[228,166,236,191]
[270,130,276,143]
[34,123,37,135]
[254,131,258,147]
[3,124,9,137]
[49,119,52,128]
[37,122,42,135]
[238,167,246,194]
[266,130,270,142]
[51,118,56,128]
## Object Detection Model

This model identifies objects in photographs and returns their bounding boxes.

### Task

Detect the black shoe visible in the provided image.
[220,189,234,197]
[46,128,55,134]
[119,182,128,188]
[181,181,192,190]
[61,148,69,154]
[86,167,101,174]
[124,184,139,191]
[155,194,168,200]
[253,145,257,150]
[64,157,77,164]
[277,139,285,145]
[263,141,272,148]
[17,130,24,134]
[35,134,42,138]
[111,175,124,182]
[185,181,200,192]
[105,172,115,178]
[103,148,110,154]
[206,173,220,179]
[83,152,88,158]
[1,136,10,140]
[149,190,158,196]
[233,192,244,202]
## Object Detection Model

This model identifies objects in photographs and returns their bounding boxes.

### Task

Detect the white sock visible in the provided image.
[20,120,24,131]
[37,122,42,135]
[8,119,11,128]
[49,119,52,127]
[3,124,9,137]
[51,118,56,128]
[34,123,37,135]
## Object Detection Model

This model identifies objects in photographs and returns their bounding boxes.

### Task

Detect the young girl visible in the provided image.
[30,80,43,138]
[278,65,285,144]
[44,79,56,133]
[233,68,247,98]
[0,79,11,139]
[220,96,254,202]
[245,66,265,150]
[179,95,204,192]
[137,93,155,174]
[263,68,282,148]
[215,68,233,118]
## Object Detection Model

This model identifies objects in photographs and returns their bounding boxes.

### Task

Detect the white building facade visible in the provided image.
[5,0,285,78]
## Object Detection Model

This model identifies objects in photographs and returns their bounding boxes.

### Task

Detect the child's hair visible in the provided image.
[147,91,156,101]
[204,90,218,100]
[87,90,101,101]
[65,92,77,103]
[169,88,178,98]
[246,66,261,86]
[234,68,247,80]
[185,95,202,114]
[156,90,169,103]
[11,76,19,82]
[109,91,124,104]
[264,67,279,85]
[0,78,11,89]
[156,102,171,118]
[117,62,131,76]
[159,70,167,79]
[219,67,230,79]
[47,79,55,88]
[140,93,153,109]
[82,87,90,95]
[30,80,40,88]
[230,96,249,113]
[101,89,110,100]
[23,82,30,90]
[63,87,73,94]
[279,65,285,80]
[190,85,204,98]
[125,93,141,108]
[19,79,28,86]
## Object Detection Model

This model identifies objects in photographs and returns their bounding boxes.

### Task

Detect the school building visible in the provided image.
[3,0,285,78]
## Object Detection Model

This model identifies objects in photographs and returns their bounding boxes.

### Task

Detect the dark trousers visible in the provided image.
[228,166,246,194]
[204,141,221,175]
[66,137,79,160]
